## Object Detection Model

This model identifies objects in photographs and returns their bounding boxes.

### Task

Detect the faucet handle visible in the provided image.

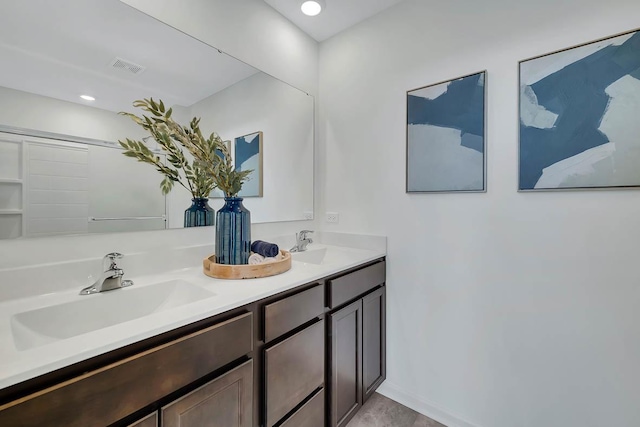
[299,230,314,240]
[103,252,124,270]
[105,252,123,260]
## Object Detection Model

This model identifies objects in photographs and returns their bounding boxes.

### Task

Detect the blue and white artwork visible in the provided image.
[235,131,263,197]
[407,71,486,192]
[519,30,640,190]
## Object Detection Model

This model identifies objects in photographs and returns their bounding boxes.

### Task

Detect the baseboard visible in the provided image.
[376,381,483,427]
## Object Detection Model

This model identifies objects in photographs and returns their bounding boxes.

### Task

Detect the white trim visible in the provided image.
[22,139,28,238]
[0,124,119,150]
[21,139,26,237]
[377,380,483,427]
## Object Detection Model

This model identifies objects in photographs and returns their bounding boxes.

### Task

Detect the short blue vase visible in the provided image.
[184,198,215,228]
[215,197,251,265]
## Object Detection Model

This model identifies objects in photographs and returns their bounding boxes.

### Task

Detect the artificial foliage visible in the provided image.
[119,98,251,198]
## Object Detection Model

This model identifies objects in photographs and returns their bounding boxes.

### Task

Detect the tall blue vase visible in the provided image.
[215,197,251,265]
[184,198,215,228]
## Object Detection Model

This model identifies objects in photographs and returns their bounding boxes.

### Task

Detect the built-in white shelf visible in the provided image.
[0,209,22,215]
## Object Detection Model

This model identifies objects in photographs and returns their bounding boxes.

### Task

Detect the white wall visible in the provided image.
[318,0,640,426]
[0,1,317,271]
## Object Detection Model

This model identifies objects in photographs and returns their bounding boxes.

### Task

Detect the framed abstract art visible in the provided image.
[406,71,486,193]
[519,29,640,191]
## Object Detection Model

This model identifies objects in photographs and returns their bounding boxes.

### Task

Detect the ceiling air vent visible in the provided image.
[109,57,146,75]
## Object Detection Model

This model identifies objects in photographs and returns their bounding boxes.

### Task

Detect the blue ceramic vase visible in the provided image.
[184,198,214,228]
[215,197,251,265]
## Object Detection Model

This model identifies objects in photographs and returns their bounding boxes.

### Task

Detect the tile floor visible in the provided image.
[346,393,446,427]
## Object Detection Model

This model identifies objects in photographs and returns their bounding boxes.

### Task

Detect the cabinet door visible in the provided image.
[128,412,158,427]
[329,300,362,427]
[161,360,253,427]
[362,287,386,403]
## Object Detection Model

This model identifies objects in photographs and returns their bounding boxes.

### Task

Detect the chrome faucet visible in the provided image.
[290,230,314,252]
[80,253,134,295]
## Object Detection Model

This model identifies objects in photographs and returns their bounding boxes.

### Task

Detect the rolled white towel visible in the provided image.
[264,252,283,264]
[248,253,265,265]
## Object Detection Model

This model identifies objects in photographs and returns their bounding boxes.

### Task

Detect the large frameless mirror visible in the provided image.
[0,0,314,239]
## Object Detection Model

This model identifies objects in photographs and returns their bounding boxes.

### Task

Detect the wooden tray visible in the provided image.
[203,250,291,280]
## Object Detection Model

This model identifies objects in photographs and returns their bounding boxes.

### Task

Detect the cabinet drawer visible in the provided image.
[280,388,325,427]
[0,312,253,427]
[162,360,253,427]
[128,412,158,427]
[328,261,385,308]
[265,319,325,427]
[264,284,324,342]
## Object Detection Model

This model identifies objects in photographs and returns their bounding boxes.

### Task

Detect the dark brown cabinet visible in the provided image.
[261,281,328,427]
[328,261,386,427]
[162,360,253,427]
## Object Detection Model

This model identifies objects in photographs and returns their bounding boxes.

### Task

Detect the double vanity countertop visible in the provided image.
[0,235,386,391]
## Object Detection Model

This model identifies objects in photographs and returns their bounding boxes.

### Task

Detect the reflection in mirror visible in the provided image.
[0,133,166,239]
[0,0,314,240]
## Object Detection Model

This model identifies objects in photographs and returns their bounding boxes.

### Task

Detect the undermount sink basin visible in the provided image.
[291,247,329,265]
[10,280,214,351]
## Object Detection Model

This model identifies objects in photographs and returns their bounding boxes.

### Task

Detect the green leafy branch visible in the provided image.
[119,137,187,195]
[119,98,253,198]
[118,99,215,198]
[211,141,253,198]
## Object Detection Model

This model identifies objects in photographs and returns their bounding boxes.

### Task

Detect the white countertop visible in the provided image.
[0,239,385,391]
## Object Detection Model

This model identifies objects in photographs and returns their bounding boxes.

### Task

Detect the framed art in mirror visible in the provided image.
[235,131,263,198]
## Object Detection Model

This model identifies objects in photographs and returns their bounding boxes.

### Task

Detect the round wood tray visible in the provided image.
[203,250,291,280]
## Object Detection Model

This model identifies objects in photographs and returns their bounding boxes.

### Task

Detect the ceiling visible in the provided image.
[0,0,258,113]
[264,0,405,41]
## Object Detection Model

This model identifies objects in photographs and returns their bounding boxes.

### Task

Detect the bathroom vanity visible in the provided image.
[0,2,384,425]
[0,242,386,427]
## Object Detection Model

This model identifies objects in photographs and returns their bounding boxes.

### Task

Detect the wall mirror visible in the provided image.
[0,0,314,240]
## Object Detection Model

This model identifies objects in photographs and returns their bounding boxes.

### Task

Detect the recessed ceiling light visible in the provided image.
[301,0,324,16]
[80,95,95,101]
